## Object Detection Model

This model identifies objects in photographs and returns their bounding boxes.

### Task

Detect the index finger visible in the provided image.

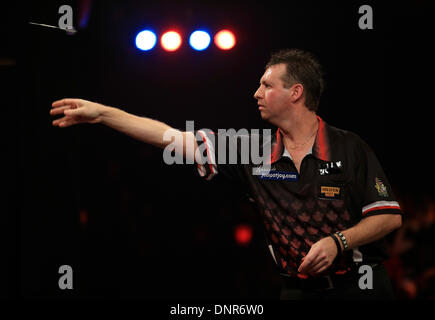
[52,98,79,108]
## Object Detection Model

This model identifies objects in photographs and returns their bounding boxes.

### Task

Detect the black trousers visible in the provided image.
[280,264,395,300]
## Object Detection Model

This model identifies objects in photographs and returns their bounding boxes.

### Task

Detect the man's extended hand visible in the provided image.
[298,236,338,276]
[50,98,104,127]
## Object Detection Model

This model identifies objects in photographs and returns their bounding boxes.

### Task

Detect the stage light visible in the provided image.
[79,209,88,226]
[135,30,157,51]
[214,30,236,50]
[189,30,211,51]
[235,224,253,246]
[161,31,182,51]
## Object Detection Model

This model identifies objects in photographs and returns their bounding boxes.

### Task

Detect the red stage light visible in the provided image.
[161,31,182,51]
[235,224,253,245]
[79,209,88,225]
[214,30,236,50]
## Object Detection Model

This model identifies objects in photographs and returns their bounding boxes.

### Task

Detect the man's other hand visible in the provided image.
[50,98,103,127]
[298,236,338,276]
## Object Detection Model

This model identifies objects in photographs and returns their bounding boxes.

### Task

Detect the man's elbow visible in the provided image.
[392,214,403,230]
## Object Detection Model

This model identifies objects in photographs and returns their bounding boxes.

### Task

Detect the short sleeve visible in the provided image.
[354,137,402,218]
[195,129,249,185]
[195,130,218,180]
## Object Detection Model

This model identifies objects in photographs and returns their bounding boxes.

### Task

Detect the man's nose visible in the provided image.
[253,87,262,100]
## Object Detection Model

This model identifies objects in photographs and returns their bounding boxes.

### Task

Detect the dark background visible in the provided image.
[2,0,435,300]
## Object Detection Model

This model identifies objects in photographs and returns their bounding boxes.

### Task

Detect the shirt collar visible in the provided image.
[269,116,330,164]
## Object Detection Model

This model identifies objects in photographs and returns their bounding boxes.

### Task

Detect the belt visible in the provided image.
[280,263,379,292]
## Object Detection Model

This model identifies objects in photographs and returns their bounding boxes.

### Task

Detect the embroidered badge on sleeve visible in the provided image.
[375,177,388,197]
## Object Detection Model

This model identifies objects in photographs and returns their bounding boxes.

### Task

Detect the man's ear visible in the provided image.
[290,83,304,101]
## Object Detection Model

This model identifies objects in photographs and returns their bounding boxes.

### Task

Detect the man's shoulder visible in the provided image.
[326,123,365,145]
[325,123,372,160]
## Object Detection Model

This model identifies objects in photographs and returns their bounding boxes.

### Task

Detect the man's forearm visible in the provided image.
[298,214,402,275]
[97,105,174,149]
[339,214,402,251]
[97,105,197,162]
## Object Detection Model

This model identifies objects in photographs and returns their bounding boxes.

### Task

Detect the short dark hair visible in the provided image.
[266,48,325,112]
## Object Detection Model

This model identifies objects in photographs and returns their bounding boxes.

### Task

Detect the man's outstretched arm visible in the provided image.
[50,98,197,162]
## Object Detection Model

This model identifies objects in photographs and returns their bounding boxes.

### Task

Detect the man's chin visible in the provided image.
[259,110,266,117]
[260,113,278,127]
[260,112,269,121]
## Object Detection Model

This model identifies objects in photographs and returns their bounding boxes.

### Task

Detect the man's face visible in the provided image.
[254,63,294,122]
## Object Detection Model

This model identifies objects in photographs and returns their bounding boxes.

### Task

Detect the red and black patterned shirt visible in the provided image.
[195,116,402,277]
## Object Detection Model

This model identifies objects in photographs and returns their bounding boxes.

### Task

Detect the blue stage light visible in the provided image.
[189,30,211,51]
[135,30,157,51]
